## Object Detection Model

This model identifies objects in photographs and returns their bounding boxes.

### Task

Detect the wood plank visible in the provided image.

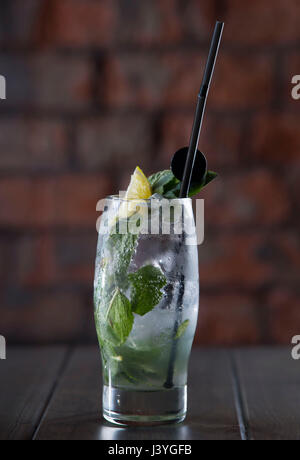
[235,347,300,440]
[186,349,241,440]
[0,346,68,440]
[36,346,241,440]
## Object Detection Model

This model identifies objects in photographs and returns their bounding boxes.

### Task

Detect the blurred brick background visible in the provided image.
[0,0,299,345]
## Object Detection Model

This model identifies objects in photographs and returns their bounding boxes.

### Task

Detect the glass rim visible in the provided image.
[105,195,192,203]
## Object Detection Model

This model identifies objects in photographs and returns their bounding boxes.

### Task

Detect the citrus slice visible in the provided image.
[125,166,152,200]
[118,167,152,219]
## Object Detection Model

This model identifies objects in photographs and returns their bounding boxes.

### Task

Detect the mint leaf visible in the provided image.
[148,170,175,195]
[100,322,123,347]
[163,177,181,198]
[129,265,167,316]
[175,319,190,339]
[114,342,164,385]
[188,171,218,196]
[204,170,218,185]
[108,231,138,288]
[149,169,181,198]
[148,169,217,198]
[105,289,134,345]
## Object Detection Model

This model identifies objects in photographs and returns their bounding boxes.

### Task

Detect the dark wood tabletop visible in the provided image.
[0,346,299,440]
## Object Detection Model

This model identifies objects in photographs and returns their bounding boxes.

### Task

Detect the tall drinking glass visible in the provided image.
[94,196,199,426]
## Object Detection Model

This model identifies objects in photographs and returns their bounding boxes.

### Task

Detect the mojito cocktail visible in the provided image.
[94,167,215,425]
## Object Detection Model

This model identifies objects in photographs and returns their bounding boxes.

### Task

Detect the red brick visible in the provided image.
[101,51,273,110]
[179,0,216,42]
[158,113,240,169]
[0,174,112,228]
[209,52,273,109]
[0,0,43,47]
[195,294,260,345]
[14,233,97,287]
[271,231,300,285]
[40,0,215,48]
[250,113,300,164]
[14,235,55,287]
[100,52,203,109]
[1,54,92,110]
[158,113,194,167]
[35,54,92,110]
[0,119,68,171]
[224,0,300,45]
[100,53,174,110]
[77,116,154,173]
[53,175,112,227]
[267,289,300,344]
[200,230,300,290]
[115,0,183,46]
[199,233,276,289]
[43,0,117,47]
[116,0,215,46]
[0,178,52,228]
[246,230,300,289]
[0,290,88,343]
[286,160,300,212]
[54,233,96,283]
[202,169,291,228]
[0,238,13,285]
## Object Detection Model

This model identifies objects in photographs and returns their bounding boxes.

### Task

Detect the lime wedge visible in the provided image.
[118,167,152,219]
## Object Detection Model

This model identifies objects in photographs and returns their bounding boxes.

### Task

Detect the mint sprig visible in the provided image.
[147,170,175,195]
[129,265,167,316]
[148,169,217,198]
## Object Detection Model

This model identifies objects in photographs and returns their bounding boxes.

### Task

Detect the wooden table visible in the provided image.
[0,346,299,440]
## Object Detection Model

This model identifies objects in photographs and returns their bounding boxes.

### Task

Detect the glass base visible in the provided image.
[102,385,187,426]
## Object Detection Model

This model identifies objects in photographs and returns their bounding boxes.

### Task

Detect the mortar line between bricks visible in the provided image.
[0,106,289,118]
[0,164,294,177]
[1,41,300,55]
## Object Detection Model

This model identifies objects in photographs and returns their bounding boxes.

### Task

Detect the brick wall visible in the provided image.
[0,0,299,345]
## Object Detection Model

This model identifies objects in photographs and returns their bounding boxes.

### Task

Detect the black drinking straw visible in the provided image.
[180,21,224,199]
[164,21,224,389]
